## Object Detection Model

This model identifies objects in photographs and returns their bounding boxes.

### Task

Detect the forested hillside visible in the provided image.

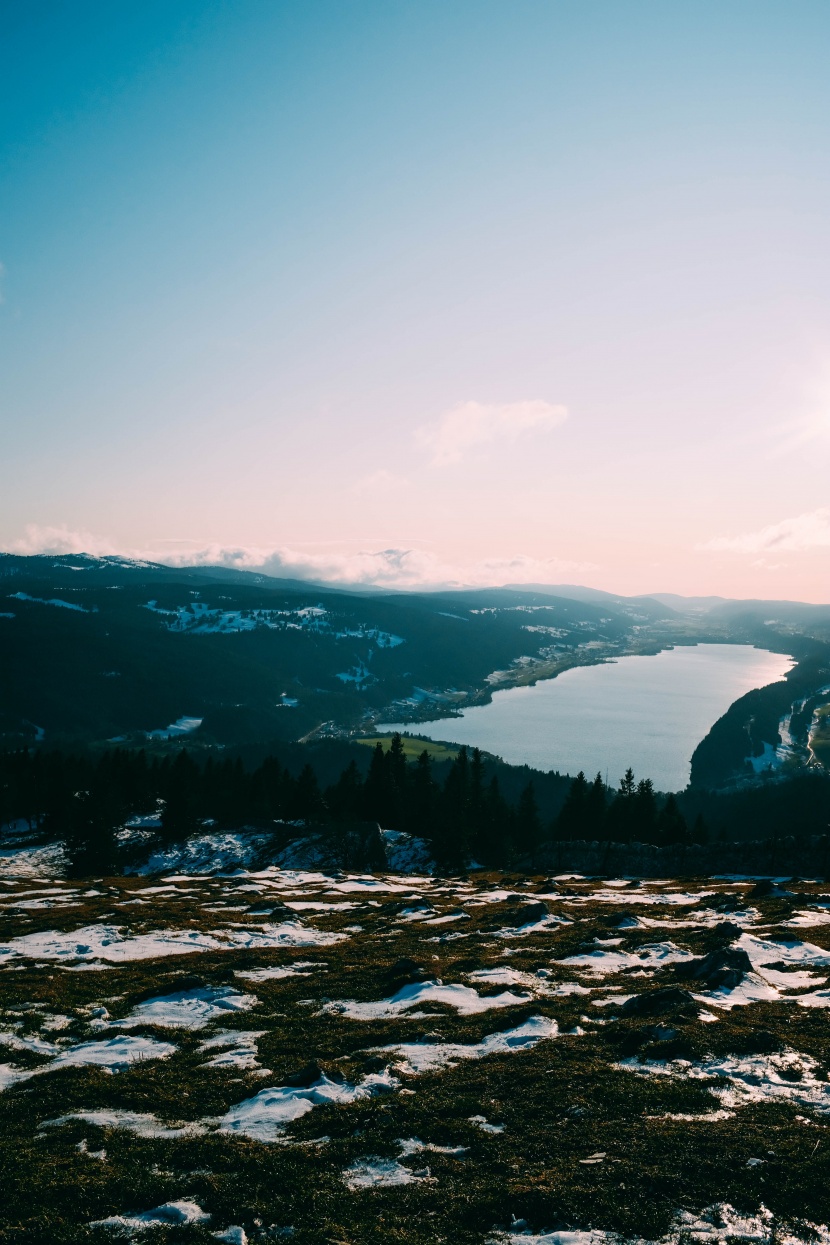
[0,554,680,748]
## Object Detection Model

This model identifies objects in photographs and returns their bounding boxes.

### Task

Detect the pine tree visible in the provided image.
[585,772,607,839]
[328,760,363,821]
[408,751,438,836]
[292,764,326,822]
[436,746,471,867]
[514,781,542,856]
[160,750,201,843]
[363,742,394,825]
[606,768,637,842]
[634,778,657,842]
[477,775,510,865]
[555,771,589,840]
[654,794,688,846]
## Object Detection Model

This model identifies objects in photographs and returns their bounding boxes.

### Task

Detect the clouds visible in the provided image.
[703,509,830,554]
[11,524,119,557]
[417,400,568,467]
[5,526,591,591]
[165,544,592,591]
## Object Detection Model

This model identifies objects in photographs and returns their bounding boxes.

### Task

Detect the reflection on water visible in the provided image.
[379,644,794,792]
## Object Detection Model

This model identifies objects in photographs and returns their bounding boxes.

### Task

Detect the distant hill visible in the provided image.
[502,582,679,619]
[0,554,652,751]
[3,554,828,790]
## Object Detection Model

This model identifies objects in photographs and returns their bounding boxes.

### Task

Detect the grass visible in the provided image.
[355,735,462,762]
[1,874,830,1242]
[810,702,830,767]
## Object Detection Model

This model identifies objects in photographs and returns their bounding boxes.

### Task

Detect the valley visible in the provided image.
[2,555,829,795]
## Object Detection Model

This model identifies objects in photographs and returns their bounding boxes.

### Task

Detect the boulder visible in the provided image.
[676,946,752,990]
[620,987,696,1018]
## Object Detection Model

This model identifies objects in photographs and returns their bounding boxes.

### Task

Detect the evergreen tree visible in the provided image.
[435,746,471,866]
[160,750,202,843]
[585,772,607,839]
[513,781,542,856]
[555,771,589,840]
[691,813,708,845]
[633,778,657,843]
[64,775,126,876]
[408,751,438,836]
[654,794,688,846]
[476,775,510,866]
[606,768,637,842]
[363,742,394,825]
[291,764,326,822]
[328,760,363,821]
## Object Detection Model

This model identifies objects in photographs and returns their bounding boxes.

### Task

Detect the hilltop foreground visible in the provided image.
[1,864,830,1243]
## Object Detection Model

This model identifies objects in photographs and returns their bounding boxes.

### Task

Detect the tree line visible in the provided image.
[0,738,703,872]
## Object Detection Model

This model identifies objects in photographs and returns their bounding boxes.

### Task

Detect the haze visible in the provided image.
[2,1,829,600]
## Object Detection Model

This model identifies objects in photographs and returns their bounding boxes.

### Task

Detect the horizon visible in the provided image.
[4,545,830,607]
[3,3,830,601]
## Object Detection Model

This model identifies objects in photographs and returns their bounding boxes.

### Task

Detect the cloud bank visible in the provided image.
[417,400,568,466]
[164,544,592,591]
[11,524,120,557]
[7,526,591,592]
[702,508,830,554]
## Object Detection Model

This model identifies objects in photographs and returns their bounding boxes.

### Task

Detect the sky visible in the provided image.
[2,1,830,600]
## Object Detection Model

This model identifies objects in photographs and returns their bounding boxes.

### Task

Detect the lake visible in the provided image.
[379,643,794,791]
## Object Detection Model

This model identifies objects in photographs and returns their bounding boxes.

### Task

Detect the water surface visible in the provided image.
[380,644,793,791]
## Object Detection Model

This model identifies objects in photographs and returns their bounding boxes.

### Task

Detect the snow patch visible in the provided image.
[42,1109,207,1139]
[198,1029,266,1070]
[558,942,694,976]
[371,1015,557,1076]
[91,1200,211,1231]
[0,920,345,966]
[618,1048,830,1114]
[0,844,68,879]
[381,829,436,874]
[219,1070,399,1142]
[116,985,258,1030]
[321,980,532,1020]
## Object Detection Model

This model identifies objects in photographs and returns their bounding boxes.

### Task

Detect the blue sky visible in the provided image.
[2,1,830,597]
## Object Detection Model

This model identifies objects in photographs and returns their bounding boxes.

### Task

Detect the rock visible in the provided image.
[676,946,752,990]
[505,900,550,926]
[384,957,428,984]
[620,987,696,1018]
[699,893,746,913]
[282,1061,343,1088]
[274,822,386,872]
[750,879,794,899]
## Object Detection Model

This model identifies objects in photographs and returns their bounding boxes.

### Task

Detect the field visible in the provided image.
[355,736,463,762]
[1,864,830,1243]
[810,704,830,768]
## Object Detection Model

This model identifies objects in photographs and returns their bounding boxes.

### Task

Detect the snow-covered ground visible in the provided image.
[1,868,829,1241]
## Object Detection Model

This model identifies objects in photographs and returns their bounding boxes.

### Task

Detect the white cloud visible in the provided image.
[10,524,119,557]
[417,400,568,466]
[5,527,592,591]
[702,508,830,554]
[162,544,593,591]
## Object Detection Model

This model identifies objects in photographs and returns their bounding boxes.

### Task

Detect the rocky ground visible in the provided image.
[1,865,829,1243]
